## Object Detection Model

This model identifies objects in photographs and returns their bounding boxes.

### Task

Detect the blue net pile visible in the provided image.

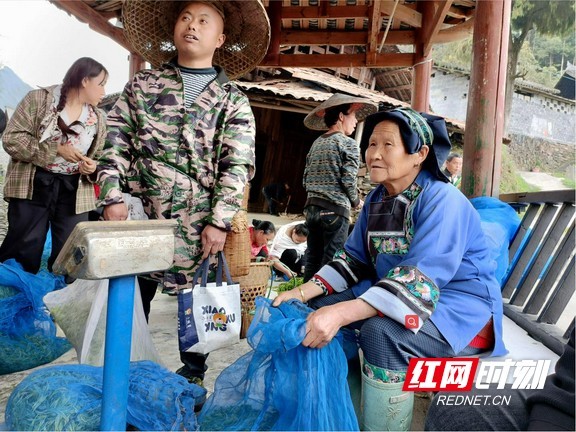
[0,258,71,375]
[471,197,521,284]
[198,297,359,431]
[5,360,206,431]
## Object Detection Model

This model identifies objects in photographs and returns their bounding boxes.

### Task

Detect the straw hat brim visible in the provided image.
[122,0,270,79]
[304,94,378,130]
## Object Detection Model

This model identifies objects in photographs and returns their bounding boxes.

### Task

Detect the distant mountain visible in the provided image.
[0,65,33,112]
[0,66,33,168]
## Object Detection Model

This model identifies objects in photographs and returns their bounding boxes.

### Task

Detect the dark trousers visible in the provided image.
[262,188,278,216]
[281,249,306,276]
[138,276,208,380]
[0,170,86,273]
[303,205,349,281]
[310,290,485,370]
[137,276,158,323]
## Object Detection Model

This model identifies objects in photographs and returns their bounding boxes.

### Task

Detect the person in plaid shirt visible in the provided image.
[0,57,108,274]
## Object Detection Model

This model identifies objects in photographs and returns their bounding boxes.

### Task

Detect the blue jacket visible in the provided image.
[316,170,506,356]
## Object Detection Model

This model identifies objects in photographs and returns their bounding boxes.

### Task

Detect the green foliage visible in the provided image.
[517,43,561,87]
[562,178,576,189]
[512,0,575,38]
[432,37,473,70]
[433,3,575,89]
[531,32,576,68]
[274,277,304,293]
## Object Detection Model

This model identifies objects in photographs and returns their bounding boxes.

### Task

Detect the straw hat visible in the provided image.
[122,0,270,79]
[303,93,378,131]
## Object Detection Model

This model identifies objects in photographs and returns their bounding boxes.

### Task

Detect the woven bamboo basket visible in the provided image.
[223,184,251,277]
[223,210,250,277]
[236,261,271,338]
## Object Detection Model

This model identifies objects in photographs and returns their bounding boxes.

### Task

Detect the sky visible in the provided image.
[0,0,130,94]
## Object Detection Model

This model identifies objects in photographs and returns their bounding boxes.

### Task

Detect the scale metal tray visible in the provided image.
[53,220,178,280]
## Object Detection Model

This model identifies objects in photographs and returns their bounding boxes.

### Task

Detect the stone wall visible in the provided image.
[430,68,576,144]
[507,134,576,173]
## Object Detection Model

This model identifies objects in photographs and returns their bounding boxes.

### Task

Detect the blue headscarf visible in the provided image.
[360,108,452,182]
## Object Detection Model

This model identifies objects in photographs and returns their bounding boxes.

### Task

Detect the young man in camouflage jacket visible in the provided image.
[97,0,262,387]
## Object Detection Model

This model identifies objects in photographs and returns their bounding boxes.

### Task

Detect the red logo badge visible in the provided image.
[403,358,479,391]
[404,314,419,329]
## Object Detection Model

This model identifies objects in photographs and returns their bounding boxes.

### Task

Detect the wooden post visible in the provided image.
[461,0,511,198]
[129,52,145,78]
[264,0,282,64]
[411,57,432,112]
[411,1,435,113]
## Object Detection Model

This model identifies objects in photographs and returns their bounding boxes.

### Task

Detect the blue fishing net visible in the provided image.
[0,258,70,375]
[5,360,206,431]
[198,297,359,431]
[471,197,521,284]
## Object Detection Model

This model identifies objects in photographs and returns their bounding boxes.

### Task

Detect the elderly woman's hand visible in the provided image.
[272,280,323,307]
[272,287,303,306]
[303,303,347,349]
[304,299,379,349]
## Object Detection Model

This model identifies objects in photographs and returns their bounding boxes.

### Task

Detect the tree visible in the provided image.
[505,0,575,132]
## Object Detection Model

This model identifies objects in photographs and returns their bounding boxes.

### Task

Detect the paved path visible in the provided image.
[518,171,570,191]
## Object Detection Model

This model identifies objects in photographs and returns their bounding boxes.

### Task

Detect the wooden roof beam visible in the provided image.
[264,0,282,64]
[49,0,130,51]
[422,1,454,57]
[260,53,415,68]
[280,30,415,46]
[380,1,422,28]
[383,83,413,92]
[366,1,383,65]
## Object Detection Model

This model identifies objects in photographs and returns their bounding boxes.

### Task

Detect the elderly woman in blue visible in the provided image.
[273,108,505,431]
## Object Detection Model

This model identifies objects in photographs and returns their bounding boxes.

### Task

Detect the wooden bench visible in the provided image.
[412,190,574,429]
[499,189,575,356]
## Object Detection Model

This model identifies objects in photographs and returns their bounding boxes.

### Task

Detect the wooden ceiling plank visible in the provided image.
[260,52,415,68]
[278,5,369,19]
[447,5,473,19]
[375,68,412,78]
[434,16,475,43]
[49,0,130,51]
[380,1,422,28]
[422,1,454,57]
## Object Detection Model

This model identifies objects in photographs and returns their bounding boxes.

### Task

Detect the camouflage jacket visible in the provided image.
[2,85,106,213]
[97,64,256,289]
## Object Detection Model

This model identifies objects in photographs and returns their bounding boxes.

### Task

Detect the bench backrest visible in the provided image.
[499,190,575,355]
